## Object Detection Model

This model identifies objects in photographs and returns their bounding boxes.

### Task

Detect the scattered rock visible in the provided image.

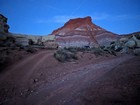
[33,78,38,83]
[114,45,122,51]
[132,35,140,48]
[119,37,128,43]
[25,47,37,53]
[121,46,129,54]
[125,39,136,48]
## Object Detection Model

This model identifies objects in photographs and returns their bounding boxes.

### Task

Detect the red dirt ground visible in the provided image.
[0,50,140,105]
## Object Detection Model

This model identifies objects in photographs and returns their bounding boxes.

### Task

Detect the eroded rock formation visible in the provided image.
[52,16,118,48]
[0,14,9,33]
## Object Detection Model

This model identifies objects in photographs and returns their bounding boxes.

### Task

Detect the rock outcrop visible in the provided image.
[13,34,58,48]
[52,16,118,48]
[0,14,16,47]
[13,33,42,46]
[0,14,9,33]
[109,32,140,55]
[119,32,140,48]
[0,14,57,48]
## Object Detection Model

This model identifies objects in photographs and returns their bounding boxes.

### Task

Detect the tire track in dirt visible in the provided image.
[0,50,53,85]
[27,55,134,105]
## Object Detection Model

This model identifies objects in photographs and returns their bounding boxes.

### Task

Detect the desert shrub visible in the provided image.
[25,47,37,53]
[0,37,16,47]
[0,53,10,72]
[77,47,88,52]
[0,54,8,64]
[64,47,77,53]
[54,49,78,62]
[15,43,22,47]
[100,45,105,49]
[90,47,117,57]
[28,39,34,45]
[110,41,115,45]
[55,46,117,61]
[103,47,117,56]
[64,47,88,53]
[19,45,25,50]
[90,47,105,56]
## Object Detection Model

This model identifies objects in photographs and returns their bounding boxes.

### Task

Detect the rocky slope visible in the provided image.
[109,32,140,55]
[52,16,118,48]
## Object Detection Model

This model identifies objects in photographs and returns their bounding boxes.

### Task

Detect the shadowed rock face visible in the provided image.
[52,16,118,48]
[0,14,9,33]
[0,14,16,47]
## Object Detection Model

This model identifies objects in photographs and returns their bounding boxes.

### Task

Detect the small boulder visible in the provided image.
[132,35,140,48]
[121,46,129,54]
[119,37,128,43]
[125,39,136,48]
[114,45,122,51]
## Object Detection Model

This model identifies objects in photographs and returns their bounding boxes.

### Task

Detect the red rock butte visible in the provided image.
[52,16,118,48]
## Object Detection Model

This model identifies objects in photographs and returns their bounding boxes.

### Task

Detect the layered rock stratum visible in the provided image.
[52,16,118,48]
[1,14,139,49]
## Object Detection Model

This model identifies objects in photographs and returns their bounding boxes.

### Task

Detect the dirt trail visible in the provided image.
[0,50,138,105]
[0,50,55,105]
[27,55,133,105]
[0,50,53,83]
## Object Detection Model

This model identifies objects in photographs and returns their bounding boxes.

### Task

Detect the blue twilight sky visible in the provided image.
[0,0,140,35]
